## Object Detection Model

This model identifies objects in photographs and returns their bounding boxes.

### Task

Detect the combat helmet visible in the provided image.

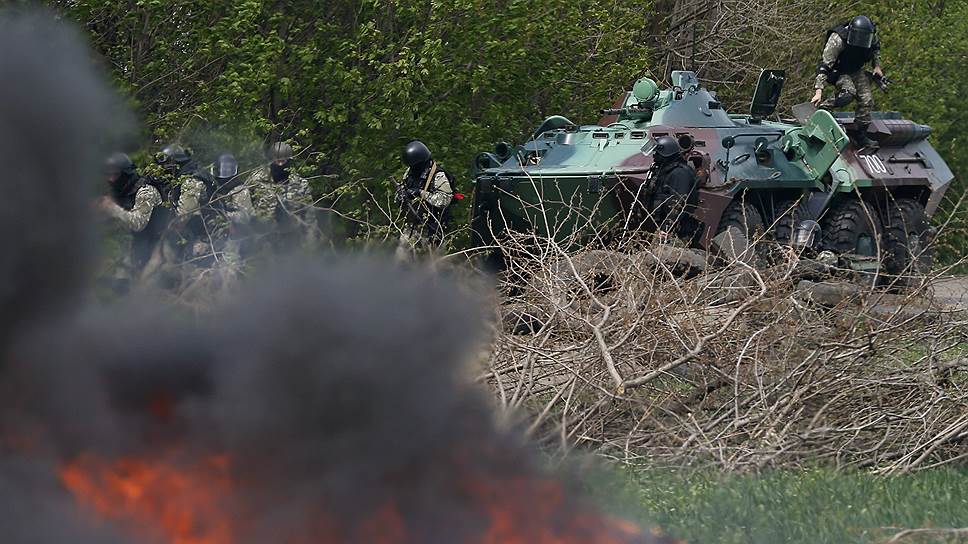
[103,152,135,180]
[268,142,293,163]
[403,140,431,168]
[155,143,191,166]
[653,136,683,164]
[212,153,239,181]
[846,15,876,48]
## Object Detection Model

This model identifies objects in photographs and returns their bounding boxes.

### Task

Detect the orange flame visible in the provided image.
[470,476,648,544]
[60,452,233,544]
[59,453,663,544]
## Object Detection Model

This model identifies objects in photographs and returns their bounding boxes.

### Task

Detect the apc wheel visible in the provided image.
[771,198,810,244]
[821,199,883,257]
[717,198,765,239]
[880,198,933,276]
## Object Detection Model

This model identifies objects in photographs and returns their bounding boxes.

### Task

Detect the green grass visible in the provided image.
[585,466,968,543]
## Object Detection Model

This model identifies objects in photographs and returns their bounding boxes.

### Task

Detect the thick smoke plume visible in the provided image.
[0,9,125,348]
[0,8,673,544]
[0,9,130,543]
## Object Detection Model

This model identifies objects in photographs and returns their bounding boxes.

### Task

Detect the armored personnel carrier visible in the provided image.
[470,70,953,274]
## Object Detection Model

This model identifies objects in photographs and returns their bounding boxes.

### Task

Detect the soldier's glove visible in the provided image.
[397,187,420,203]
[393,184,409,205]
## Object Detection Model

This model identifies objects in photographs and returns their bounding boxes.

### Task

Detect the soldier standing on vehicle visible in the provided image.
[245,141,319,251]
[395,140,455,260]
[810,15,883,148]
[97,152,163,287]
[648,136,699,242]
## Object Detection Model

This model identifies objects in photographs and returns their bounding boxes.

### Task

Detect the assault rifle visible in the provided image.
[393,177,423,223]
[865,70,892,93]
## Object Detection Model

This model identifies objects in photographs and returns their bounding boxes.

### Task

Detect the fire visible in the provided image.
[60,452,233,544]
[59,452,668,544]
[469,475,651,544]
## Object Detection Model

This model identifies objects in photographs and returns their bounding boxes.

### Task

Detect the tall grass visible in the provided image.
[589,467,968,543]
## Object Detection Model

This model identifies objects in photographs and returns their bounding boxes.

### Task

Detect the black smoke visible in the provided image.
[0,9,132,543]
[0,9,126,350]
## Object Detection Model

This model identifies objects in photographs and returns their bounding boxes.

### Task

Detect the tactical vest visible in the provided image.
[110,173,143,210]
[131,205,171,269]
[146,175,181,210]
[109,174,170,269]
[405,161,454,225]
[185,172,250,245]
[826,22,879,76]
[406,162,456,200]
[200,173,244,216]
[648,160,700,238]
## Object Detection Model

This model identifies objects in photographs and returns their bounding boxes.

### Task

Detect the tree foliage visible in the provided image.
[56,0,654,238]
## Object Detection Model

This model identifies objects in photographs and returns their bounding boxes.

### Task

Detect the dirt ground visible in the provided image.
[930,276,968,309]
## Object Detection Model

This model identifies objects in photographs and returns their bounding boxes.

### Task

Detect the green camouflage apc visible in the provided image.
[469,70,953,274]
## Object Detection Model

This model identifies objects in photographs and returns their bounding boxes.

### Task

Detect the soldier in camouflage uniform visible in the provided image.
[176,153,253,284]
[97,152,164,286]
[244,142,318,251]
[810,15,883,148]
[395,140,455,260]
[134,143,202,286]
[148,143,199,201]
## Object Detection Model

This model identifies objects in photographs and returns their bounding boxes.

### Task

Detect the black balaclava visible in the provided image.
[269,160,290,183]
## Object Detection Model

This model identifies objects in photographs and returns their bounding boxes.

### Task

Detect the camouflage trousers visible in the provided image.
[394,216,448,261]
[820,70,875,125]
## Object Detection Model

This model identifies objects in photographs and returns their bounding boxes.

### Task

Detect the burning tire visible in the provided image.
[880,197,934,276]
[821,198,883,258]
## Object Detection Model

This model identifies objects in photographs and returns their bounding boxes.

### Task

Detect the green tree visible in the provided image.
[56,0,655,242]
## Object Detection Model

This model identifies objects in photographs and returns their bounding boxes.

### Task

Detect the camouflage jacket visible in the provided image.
[403,163,453,209]
[104,184,163,232]
[177,176,254,225]
[244,166,317,227]
[815,33,883,89]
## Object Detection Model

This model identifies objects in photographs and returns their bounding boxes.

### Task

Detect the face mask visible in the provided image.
[270,161,290,183]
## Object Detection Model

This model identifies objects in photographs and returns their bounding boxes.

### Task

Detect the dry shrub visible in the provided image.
[480,224,968,474]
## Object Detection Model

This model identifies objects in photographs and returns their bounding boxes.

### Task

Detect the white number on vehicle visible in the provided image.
[861,154,888,175]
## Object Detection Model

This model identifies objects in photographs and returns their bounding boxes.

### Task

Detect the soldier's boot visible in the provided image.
[854,122,878,149]
[819,91,855,111]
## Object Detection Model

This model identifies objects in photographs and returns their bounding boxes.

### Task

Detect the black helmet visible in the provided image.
[402,140,431,168]
[212,153,239,180]
[268,141,293,162]
[846,16,875,48]
[103,152,135,179]
[653,135,683,163]
[154,143,191,166]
